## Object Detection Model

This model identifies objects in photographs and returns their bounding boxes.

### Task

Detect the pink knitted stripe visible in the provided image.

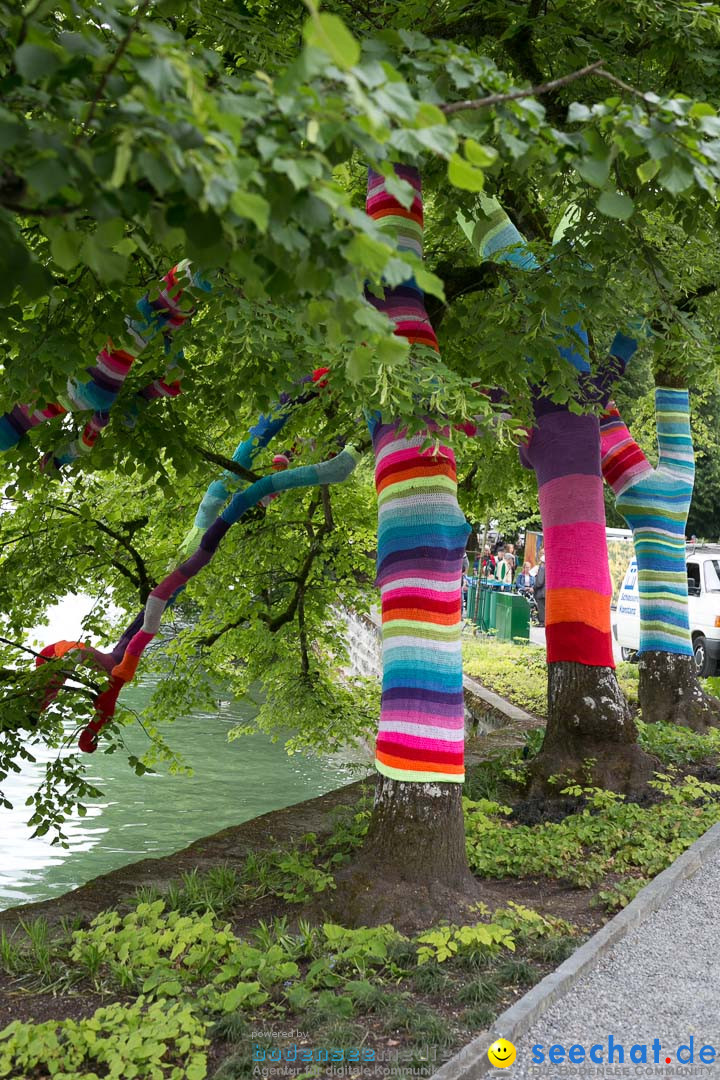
[126,630,154,657]
[544,521,613,593]
[387,732,464,752]
[381,708,465,728]
[537,474,605,527]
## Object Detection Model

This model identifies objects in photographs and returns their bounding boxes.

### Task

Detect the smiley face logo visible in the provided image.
[488,1038,517,1068]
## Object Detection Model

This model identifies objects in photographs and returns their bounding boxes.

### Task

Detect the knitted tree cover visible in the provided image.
[0,260,210,468]
[366,165,469,783]
[76,446,360,751]
[473,202,615,668]
[600,389,695,657]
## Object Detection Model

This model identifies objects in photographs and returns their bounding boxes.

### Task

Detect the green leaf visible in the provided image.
[658,162,694,195]
[689,102,717,118]
[448,153,485,192]
[25,158,69,199]
[303,13,360,70]
[415,103,446,127]
[636,159,660,183]
[596,190,635,220]
[347,344,373,383]
[14,43,61,81]
[110,133,134,189]
[465,139,498,167]
[575,155,611,188]
[134,56,180,96]
[49,229,83,270]
[231,191,270,233]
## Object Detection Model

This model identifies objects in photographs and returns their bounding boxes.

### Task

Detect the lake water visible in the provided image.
[0,596,367,912]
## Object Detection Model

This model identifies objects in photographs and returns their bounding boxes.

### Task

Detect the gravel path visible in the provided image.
[507,849,720,1079]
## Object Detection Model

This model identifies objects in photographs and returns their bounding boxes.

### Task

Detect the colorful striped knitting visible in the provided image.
[77,446,360,751]
[600,389,695,656]
[0,260,210,468]
[179,369,330,556]
[366,166,470,783]
[474,200,614,667]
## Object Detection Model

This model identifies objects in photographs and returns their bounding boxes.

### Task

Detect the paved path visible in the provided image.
[507,847,720,1079]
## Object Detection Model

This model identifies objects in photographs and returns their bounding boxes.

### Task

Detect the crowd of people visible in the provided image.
[462,540,546,626]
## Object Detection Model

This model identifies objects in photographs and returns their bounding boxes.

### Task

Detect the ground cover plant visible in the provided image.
[4,756,720,1078]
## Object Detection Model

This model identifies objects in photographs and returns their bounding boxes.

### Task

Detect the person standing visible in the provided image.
[533,551,546,626]
[495,551,515,590]
[480,544,495,579]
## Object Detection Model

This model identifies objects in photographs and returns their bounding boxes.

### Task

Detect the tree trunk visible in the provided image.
[530,661,657,794]
[600,392,720,730]
[327,165,477,929]
[328,775,479,932]
[639,651,720,732]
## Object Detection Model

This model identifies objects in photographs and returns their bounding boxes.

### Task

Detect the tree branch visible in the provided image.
[47,502,155,602]
[193,443,262,483]
[441,59,606,114]
[81,0,152,135]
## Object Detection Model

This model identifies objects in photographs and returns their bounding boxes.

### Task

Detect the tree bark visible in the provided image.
[328,775,479,931]
[639,651,720,732]
[530,661,657,794]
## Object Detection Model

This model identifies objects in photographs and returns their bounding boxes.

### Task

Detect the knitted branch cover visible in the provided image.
[0,261,210,469]
[366,165,469,783]
[77,446,360,751]
[600,389,695,657]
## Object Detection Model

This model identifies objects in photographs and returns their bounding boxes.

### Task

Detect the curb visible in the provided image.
[432,820,720,1080]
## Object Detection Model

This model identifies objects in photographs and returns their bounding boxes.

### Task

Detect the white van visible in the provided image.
[614,545,720,676]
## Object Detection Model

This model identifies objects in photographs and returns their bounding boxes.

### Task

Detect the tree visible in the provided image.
[3,0,720,841]
[600,382,720,729]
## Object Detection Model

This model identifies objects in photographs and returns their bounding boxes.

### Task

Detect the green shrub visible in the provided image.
[464,776,720,889]
[0,998,208,1079]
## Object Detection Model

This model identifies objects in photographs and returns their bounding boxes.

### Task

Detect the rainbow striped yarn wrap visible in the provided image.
[600,389,694,657]
[474,199,614,667]
[366,165,469,783]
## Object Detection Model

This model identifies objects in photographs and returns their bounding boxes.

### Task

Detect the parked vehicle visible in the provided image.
[614,545,720,676]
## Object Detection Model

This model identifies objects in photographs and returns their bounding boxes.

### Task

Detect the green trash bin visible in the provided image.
[495,592,531,642]
[476,583,499,632]
[466,580,477,622]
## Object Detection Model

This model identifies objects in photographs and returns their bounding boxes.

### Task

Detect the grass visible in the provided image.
[462,636,640,716]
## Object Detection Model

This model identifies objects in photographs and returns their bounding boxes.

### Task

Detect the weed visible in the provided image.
[457,976,503,1006]
[407,1005,455,1047]
[495,958,538,986]
[210,1011,249,1044]
[345,979,385,1010]
[409,962,450,993]
[461,1004,496,1030]
[0,930,21,975]
[315,1019,366,1046]
[528,935,578,965]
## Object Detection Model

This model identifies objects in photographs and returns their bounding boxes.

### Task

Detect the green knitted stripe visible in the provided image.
[377,474,457,505]
[639,620,690,640]
[383,620,462,641]
[375,759,462,784]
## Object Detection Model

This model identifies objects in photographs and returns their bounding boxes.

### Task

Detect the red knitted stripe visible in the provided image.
[376,738,464,765]
[547,622,615,667]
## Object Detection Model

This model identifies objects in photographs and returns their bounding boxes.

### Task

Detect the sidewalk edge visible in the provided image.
[432,820,720,1080]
